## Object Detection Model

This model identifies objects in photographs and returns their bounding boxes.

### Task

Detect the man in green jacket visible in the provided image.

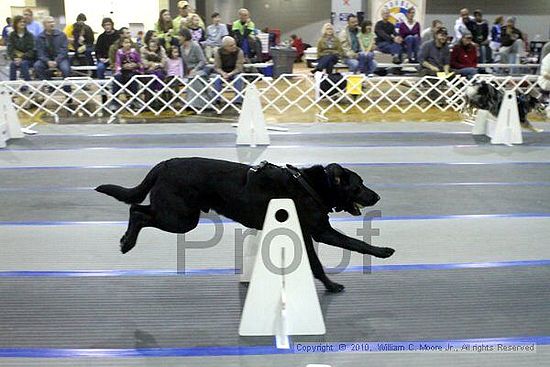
[231,8,260,61]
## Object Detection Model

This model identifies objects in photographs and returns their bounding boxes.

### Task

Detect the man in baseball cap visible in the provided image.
[173,0,205,31]
[419,26,451,76]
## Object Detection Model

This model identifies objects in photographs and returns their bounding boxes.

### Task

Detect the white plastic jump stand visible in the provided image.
[236,84,270,147]
[472,109,492,135]
[314,71,324,100]
[240,230,261,283]
[472,90,523,146]
[313,72,329,121]
[0,86,24,144]
[0,120,7,148]
[239,199,326,349]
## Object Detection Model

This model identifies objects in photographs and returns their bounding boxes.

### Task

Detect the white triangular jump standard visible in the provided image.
[472,90,523,145]
[239,199,326,348]
[0,119,6,148]
[240,230,261,283]
[236,84,270,146]
[0,86,24,143]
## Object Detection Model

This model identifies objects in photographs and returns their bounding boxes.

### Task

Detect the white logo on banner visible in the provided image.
[371,0,425,29]
[331,0,362,32]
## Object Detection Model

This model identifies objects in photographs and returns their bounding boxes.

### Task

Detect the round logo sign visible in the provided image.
[376,0,417,26]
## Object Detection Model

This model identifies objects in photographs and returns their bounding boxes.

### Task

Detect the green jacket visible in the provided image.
[358,32,375,53]
[316,36,343,58]
[7,30,35,60]
[338,27,359,58]
[232,20,255,36]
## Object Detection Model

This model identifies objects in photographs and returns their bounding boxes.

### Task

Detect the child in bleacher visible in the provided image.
[188,14,206,43]
[166,46,184,78]
[359,20,377,75]
[164,46,185,106]
[113,37,143,101]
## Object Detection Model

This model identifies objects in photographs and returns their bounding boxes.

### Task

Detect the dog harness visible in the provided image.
[285,164,333,212]
[248,161,333,212]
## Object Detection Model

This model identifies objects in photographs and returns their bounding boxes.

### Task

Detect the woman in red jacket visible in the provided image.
[290,34,304,62]
[450,31,478,78]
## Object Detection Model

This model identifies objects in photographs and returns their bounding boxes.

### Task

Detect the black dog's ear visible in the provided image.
[325,163,345,186]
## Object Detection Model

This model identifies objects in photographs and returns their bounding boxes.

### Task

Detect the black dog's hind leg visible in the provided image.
[313,227,395,258]
[121,202,201,254]
[304,234,345,293]
[120,204,153,254]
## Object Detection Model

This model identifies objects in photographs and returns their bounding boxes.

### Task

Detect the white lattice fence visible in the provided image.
[1,73,540,122]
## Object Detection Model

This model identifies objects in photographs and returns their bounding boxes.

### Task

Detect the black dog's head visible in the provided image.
[325,163,380,216]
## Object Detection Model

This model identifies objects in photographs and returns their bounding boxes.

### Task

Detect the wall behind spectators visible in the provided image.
[1,0,27,27]
[244,0,331,45]
[63,0,160,34]
[425,0,550,41]
[205,0,244,25]
[201,0,549,46]
[2,0,548,46]
[36,0,64,18]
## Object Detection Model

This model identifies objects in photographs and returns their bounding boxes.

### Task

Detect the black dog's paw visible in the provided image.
[325,281,345,293]
[120,234,136,254]
[375,247,395,259]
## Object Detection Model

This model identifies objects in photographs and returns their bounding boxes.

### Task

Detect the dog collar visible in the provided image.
[286,164,333,212]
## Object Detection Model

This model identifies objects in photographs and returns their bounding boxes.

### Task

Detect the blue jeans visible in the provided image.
[316,54,339,74]
[9,60,33,81]
[404,35,420,61]
[345,52,376,74]
[454,67,478,78]
[478,44,492,63]
[214,74,243,103]
[96,60,110,79]
[377,41,403,60]
[33,58,72,93]
[362,52,376,74]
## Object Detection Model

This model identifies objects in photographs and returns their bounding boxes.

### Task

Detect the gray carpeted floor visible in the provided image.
[1,122,549,366]
[1,164,550,221]
[5,131,550,150]
[0,267,548,349]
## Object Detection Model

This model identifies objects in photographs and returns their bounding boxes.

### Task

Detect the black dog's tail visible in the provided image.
[95,163,162,204]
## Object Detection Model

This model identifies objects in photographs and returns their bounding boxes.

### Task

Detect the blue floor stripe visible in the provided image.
[1,213,549,227]
[1,161,550,171]
[1,260,548,278]
[0,336,548,358]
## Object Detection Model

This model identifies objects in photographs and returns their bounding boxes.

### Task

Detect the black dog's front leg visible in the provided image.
[303,234,345,293]
[313,227,395,258]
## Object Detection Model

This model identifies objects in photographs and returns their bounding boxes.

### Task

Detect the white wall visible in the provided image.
[1,0,27,23]
[205,0,243,25]
[63,0,160,34]
[281,19,329,46]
